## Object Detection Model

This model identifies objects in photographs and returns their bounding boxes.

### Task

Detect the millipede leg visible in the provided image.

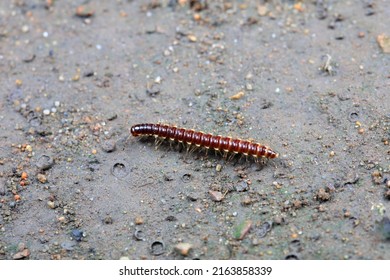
[188,145,197,154]
[222,151,228,160]
[168,140,174,149]
[125,134,132,143]
[176,142,184,153]
[186,143,191,153]
[155,137,164,150]
[227,153,236,162]
[259,157,268,165]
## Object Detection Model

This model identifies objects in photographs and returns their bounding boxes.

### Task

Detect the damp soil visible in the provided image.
[0,0,389,260]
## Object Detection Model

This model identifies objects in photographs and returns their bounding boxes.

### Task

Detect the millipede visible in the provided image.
[130,123,279,161]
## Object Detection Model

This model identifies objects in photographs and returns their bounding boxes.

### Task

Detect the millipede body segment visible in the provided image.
[130,123,279,159]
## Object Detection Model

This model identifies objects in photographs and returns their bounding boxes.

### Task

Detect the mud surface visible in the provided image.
[0,0,389,260]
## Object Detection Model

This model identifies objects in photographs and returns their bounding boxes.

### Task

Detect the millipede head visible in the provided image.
[130,125,140,136]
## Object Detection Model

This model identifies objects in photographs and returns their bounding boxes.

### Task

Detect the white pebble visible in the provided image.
[43,109,50,115]
[21,25,29,33]
[51,107,57,113]
[54,101,60,107]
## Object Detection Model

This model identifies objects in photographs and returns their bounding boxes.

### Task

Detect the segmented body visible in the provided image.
[130,123,279,159]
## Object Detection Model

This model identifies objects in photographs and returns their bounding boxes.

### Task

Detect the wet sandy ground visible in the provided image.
[0,0,390,259]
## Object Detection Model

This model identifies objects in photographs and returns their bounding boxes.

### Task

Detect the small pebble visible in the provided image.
[257,4,268,16]
[47,201,55,209]
[71,229,84,242]
[174,243,193,256]
[13,249,30,259]
[54,101,60,107]
[209,190,224,202]
[273,215,284,225]
[371,170,382,185]
[193,13,201,21]
[101,140,116,153]
[235,181,249,192]
[377,34,390,54]
[235,220,252,240]
[36,155,54,170]
[272,181,282,189]
[37,173,47,183]
[135,216,144,225]
[215,164,222,172]
[103,216,113,224]
[318,204,326,212]
[188,35,197,42]
[316,188,331,201]
[106,113,117,121]
[43,109,50,115]
[21,25,29,33]
[75,5,94,17]
[291,233,299,239]
[21,172,28,180]
[241,195,252,206]
[230,91,245,100]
